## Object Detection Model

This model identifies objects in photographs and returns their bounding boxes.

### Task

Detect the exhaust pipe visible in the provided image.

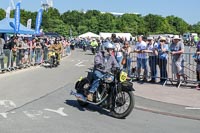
[70,90,86,102]
[70,90,109,105]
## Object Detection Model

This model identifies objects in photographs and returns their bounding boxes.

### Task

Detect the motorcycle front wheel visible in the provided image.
[111,90,134,119]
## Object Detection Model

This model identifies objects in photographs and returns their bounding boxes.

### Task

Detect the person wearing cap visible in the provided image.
[156,37,169,84]
[143,37,158,83]
[169,35,184,85]
[134,36,148,81]
[87,42,119,101]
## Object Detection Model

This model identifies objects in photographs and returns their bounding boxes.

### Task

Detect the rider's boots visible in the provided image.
[87,93,93,101]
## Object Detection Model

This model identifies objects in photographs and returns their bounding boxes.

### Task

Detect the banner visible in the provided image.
[35,9,43,34]
[14,2,21,33]
[27,19,32,29]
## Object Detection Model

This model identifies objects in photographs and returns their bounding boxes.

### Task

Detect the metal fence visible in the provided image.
[129,46,198,88]
[0,47,70,73]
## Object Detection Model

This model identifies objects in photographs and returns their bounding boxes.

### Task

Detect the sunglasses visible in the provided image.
[160,40,165,42]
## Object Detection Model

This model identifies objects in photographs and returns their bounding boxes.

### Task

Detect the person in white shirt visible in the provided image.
[143,37,158,83]
[114,42,123,68]
[134,36,148,81]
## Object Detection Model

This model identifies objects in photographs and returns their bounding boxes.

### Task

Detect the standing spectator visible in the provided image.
[0,37,5,72]
[35,41,42,65]
[18,38,25,65]
[4,36,17,68]
[66,39,71,56]
[134,36,148,81]
[144,37,158,83]
[169,35,184,85]
[23,39,30,65]
[115,42,123,68]
[195,40,200,90]
[156,37,169,84]
[194,35,199,46]
[43,38,50,62]
[122,41,132,77]
[30,38,36,64]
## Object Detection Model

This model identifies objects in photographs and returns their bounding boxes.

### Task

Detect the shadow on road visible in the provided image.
[65,100,111,117]
[84,53,94,56]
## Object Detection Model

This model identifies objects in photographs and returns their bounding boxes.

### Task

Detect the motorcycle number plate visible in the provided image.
[120,71,127,82]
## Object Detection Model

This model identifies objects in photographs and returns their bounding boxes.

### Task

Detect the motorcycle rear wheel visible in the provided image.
[76,79,90,107]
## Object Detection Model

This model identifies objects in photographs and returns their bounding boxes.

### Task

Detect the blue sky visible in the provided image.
[0,0,199,24]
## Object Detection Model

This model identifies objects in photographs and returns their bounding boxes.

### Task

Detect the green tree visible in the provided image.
[0,8,5,20]
[61,10,83,28]
[192,22,200,34]
[166,15,189,34]
[144,14,172,34]
[98,13,115,32]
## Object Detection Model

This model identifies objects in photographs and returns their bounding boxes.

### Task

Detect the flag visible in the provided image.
[6,6,11,18]
[35,9,43,34]
[27,19,32,29]
[14,2,21,33]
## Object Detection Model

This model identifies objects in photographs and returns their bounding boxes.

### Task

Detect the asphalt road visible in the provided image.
[0,49,199,133]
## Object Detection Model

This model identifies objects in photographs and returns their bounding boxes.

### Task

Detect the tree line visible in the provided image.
[0,7,200,37]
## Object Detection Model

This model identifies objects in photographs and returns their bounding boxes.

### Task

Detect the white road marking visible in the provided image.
[185,107,200,110]
[43,116,50,119]
[23,110,43,120]
[75,61,85,67]
[44,107,68,116]
[0,113,9,118]
[0,100,16,108]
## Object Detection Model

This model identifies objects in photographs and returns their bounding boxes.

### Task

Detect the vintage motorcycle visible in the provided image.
[82,44,88,52]
[91,46,97,54]
[43,50,59,68]
[71,68,135,119]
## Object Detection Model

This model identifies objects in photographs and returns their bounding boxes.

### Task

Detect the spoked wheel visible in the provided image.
[49,57,54,68]
[111,90,134,119]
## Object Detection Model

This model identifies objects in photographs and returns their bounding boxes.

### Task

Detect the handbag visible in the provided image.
[0,49,4,59]
[121,57,126,65]
[0,54,4,60]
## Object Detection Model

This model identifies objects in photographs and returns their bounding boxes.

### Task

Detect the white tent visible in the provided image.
[78,32,100,38]
[99,32,132,41]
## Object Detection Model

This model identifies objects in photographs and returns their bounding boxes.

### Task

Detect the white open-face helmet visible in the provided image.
[105,42,115,49]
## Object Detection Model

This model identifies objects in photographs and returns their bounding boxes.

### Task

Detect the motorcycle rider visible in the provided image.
[49,38,63,65]
[87,42,119,101]
[90,38,98,53]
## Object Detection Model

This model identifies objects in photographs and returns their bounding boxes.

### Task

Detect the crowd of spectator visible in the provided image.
[0,35,72,72]
[1,33,200,90]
